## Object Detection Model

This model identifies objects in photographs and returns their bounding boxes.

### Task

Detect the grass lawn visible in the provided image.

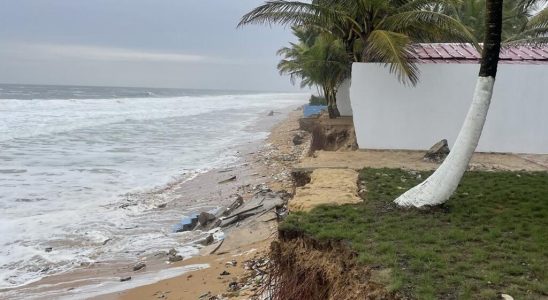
[281,168,548,299]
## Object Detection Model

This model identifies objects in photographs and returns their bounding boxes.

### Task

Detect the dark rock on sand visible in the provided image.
[220,270,230,276]
[167,248,183,262]
[168,255,183,262]
[198,212,217,227]
[194,211,222,230]
[293,132,305,145]
[199,234,215,246]
[228,281,240,291]
[133,262,146,271]
[424,139,450,163]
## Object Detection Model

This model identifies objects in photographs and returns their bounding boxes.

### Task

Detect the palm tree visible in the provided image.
[507,2,548,43]
[305,34,351,117]
[240,0,476,83]
[277,28,350,117]
[394,0,505,207]
[239,0,476,117]
[452,0,547,42]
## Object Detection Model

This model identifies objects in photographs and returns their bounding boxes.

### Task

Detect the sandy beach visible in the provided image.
[0,106,308,300]
[94,110,308,300]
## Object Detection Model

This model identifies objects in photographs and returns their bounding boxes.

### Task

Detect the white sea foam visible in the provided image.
[0,91,307,291]
[1,263,210,300]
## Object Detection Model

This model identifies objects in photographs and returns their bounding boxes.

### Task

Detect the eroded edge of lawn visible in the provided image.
[281,168,548,299]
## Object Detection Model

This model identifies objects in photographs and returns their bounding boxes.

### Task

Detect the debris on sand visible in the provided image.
[218,176,237,184]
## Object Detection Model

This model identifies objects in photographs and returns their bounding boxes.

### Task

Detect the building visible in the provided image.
[349,43,548,154]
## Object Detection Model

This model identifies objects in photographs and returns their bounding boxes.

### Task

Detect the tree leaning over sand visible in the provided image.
[394,0,505,207]
[238,0,476,116]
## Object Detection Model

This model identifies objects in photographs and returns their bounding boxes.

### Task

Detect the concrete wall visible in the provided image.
[350,63,548,154]
[336,78,353,116]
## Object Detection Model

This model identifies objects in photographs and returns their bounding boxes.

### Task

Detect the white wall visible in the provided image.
[350,63,548,154]
[336,78,353,116]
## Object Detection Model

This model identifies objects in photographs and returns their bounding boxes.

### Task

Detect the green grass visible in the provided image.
[281,168,548,299]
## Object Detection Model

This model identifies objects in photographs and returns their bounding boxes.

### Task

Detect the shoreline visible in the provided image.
[1,106,308,299]
[96,109,309,300]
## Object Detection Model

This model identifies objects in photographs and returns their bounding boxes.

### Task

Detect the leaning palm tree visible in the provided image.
[394,0,505,207]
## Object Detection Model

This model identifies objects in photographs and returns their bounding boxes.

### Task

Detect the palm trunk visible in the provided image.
[331,88,341,118]
[324,87,335,118]
[327,89,341,119]
[332,105,341,118]
[395,0,503,207]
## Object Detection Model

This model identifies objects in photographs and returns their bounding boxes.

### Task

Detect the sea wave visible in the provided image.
[0,91,307,289]
[0,93,303,141]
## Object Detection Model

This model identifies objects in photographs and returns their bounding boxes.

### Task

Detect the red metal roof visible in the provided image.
[410,43,548,64]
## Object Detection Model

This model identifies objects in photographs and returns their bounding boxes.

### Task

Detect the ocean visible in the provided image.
[0,83,306,292]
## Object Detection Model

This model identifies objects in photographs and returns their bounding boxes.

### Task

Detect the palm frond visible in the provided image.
[395,0,462,14]
[505,36,548,45]
[238,0,351,29]
[516,0,547,10]
[527,6,548,29]
[506,6,548,44]
[238,1,316,27]
[383,11,479,47]
[363,30,420,85]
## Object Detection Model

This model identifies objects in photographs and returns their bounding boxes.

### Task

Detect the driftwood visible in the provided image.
[209,239,224,255]
[221,204,264,221]
[218,176,237,184]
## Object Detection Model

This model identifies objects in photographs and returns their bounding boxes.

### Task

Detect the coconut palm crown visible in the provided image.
[239,0,477,85]
[277,28,350,117]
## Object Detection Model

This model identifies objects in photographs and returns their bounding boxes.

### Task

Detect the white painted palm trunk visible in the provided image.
[394,76,495,207]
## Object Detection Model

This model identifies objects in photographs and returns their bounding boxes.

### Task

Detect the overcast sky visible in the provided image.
[0,0,300,91]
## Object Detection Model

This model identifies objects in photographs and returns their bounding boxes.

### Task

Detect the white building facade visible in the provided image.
[349,44,548,154]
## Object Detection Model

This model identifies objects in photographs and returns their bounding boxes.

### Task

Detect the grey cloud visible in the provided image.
[0,0,300,91]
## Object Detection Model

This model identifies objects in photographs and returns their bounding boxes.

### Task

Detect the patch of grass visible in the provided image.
[281,168,548,299]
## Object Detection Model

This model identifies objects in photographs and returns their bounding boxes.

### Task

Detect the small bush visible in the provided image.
[309,95,327,106]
